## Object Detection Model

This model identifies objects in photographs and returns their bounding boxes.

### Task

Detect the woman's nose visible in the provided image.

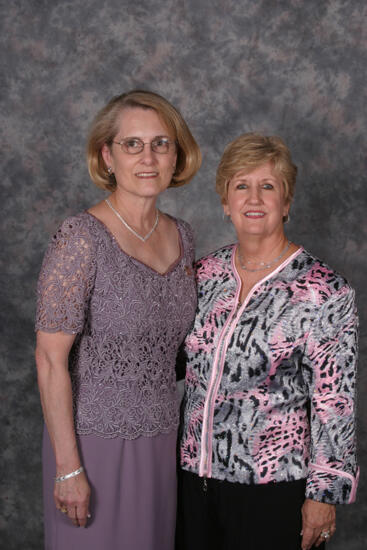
[140,144,155,164]
[248,186,262,202]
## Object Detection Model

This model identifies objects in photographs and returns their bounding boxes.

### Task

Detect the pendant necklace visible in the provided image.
[105,198,159,243]
[239,241,291,272]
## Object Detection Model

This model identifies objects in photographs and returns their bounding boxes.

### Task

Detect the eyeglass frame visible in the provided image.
[111,136,177,155]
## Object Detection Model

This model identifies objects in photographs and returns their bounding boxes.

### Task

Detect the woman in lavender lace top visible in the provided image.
[35,90,201,550]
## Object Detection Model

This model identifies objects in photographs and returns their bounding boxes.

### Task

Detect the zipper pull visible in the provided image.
[203,477,208,492]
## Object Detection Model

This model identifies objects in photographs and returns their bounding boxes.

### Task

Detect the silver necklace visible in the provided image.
[105,198,159,243]
[239,241,291,272]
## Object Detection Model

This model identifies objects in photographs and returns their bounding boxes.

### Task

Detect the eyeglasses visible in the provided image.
[112,136,177,155]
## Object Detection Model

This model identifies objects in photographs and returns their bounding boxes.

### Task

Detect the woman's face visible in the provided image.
[102,107,177,200]
[223,161,289,240]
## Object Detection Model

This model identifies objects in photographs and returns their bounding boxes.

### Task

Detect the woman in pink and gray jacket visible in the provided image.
[176,133,358,550]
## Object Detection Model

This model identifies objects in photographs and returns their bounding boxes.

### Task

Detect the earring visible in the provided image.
[107,167,113,176]
[283,213,290,224]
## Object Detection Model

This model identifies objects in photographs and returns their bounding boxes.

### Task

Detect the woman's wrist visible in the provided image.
[54,442,81,473]
[55,466,84,483]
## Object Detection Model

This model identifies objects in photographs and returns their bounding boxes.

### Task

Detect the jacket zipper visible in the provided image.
[199,246,250,478]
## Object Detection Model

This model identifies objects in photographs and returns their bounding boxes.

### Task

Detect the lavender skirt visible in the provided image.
[42,426,177,550]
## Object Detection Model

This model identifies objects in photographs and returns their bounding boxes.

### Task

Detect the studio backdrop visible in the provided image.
[1,1,366,548]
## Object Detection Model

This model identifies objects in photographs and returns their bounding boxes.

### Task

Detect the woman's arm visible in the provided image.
[301,285,359,547]
[35,215,97,526]
[36,330,91,527]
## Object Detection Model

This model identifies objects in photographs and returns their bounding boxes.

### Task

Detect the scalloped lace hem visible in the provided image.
[75,423,179,440]
[35,323,81,335]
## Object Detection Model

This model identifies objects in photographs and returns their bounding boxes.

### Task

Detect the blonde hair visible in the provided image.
[87,90,202,191]
[216,133,297,203]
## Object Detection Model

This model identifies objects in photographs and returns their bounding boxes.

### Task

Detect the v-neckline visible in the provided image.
[85,210,184,277]
[231,243,304,308]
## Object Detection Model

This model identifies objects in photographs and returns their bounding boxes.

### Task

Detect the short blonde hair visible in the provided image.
[216,133,297,203]
[87,90,202,191]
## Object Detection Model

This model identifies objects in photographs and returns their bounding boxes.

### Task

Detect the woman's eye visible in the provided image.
[154,138,167,146]
[127,139,141,148]
[263,183,274,189]
[235,183,247,189]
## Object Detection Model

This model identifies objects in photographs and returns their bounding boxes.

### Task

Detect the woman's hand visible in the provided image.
[301,498,336,549]
[55,471,91,527]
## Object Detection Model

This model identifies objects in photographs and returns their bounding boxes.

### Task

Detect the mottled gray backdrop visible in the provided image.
[1,0,366,548]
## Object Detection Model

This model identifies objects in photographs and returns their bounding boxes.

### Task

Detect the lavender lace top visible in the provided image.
[35,212,197,439]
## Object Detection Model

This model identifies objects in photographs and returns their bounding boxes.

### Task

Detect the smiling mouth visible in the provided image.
[245,212,265,218]
[135,172,159,178]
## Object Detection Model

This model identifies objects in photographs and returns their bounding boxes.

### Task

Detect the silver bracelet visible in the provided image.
[55,466,84,483]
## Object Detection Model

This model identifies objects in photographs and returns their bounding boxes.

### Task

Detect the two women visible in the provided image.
[35,90,201,549]
[36,94,358,550]
[177,134,359,550]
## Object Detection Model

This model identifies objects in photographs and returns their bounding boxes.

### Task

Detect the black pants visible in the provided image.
[176,469,325,550]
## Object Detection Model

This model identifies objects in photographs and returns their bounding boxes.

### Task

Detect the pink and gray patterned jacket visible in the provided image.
[179,244,359,504]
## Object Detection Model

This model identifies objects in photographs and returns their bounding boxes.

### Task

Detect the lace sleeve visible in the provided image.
[35,215,97,335]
